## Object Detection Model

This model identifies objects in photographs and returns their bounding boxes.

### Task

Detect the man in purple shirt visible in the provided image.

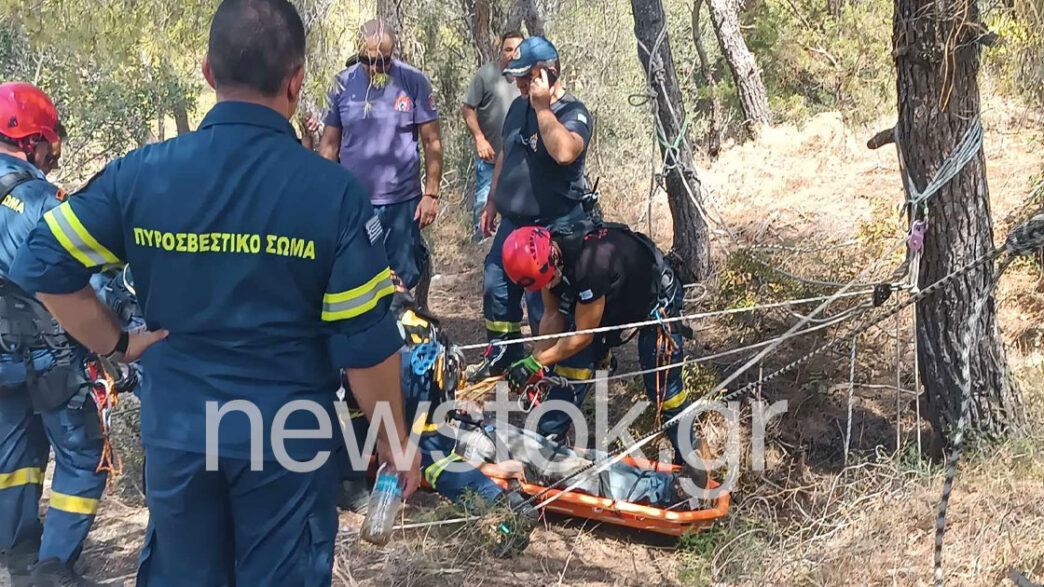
[319,20,442,300]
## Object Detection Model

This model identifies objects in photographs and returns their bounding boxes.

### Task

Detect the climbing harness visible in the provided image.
[82,355,137,476]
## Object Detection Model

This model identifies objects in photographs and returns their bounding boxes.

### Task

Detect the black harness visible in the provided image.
[547,218,685,348]
[0,170,36,198]
[0,171,84,411]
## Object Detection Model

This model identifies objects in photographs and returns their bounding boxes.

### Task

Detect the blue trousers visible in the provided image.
[538,288,697,464]
[472,158,494,240]
[0,390,107,564]
[419,431,503,504]
[136,447,337,587]
[375,197,430,291]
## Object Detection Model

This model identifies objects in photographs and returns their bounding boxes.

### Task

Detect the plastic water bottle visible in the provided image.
[359,463,404,546]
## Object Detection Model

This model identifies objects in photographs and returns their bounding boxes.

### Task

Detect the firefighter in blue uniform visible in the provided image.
[9,1,420,585]
[499,223,698,465]
[476,37,593,372]
[0,82,111,586]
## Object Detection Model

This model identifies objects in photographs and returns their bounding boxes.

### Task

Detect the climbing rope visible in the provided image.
[934,213,1044,586]
[458,289,879,351]
[898,116,984,212]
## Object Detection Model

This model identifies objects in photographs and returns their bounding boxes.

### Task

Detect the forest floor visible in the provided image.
[15,98,1044,587]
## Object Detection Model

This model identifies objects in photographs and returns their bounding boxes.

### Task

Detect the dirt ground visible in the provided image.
[17,99,1044,587]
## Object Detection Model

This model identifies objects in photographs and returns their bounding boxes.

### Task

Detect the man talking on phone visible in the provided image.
[478,36,594,373]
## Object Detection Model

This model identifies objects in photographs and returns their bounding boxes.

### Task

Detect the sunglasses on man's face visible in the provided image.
[357,54,393,69]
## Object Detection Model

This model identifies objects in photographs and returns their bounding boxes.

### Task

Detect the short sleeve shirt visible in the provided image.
[323,62,439,205]
[494,93,593,222]
[567,228,656,327]
[462,61,520,156]
[10,102,404,461]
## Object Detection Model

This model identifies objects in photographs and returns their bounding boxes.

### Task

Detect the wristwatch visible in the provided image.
[102,330,129,363]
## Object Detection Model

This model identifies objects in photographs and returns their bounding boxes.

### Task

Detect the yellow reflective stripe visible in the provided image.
[412,414,440,436]
[0,467,43,489]
[424,454,462,488]
[43,204,120,268]
[553,365,594,381]
[322,268,395,322]
[49,491,99,515]
[485,320,522,334]
[660,388,690,411]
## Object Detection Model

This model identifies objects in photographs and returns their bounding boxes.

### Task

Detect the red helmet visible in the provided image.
[0,82,60,145]
[503,226,555,292]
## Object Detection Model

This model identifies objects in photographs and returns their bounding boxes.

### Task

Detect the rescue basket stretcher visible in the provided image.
[474,456,729,537]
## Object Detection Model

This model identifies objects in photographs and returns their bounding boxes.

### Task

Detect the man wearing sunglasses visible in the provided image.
[477,36,593,372]
[319,19,443,308]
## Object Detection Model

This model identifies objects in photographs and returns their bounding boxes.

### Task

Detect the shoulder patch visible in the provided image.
[429,93,437,111]
[55,188,67,202]
[578,289,594,302]
[365,214,384,246]
[576,112,588,125]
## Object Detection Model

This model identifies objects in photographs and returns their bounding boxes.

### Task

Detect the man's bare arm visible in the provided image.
[345,351,422,497]
[318,125,342,162]
[38,286,168,362]
[535,108,585,165]
[419,120,444,196]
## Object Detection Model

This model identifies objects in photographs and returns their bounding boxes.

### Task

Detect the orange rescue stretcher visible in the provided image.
[483,455,730,537]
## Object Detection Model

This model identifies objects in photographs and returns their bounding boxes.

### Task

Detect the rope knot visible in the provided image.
[1005,213,1044,257]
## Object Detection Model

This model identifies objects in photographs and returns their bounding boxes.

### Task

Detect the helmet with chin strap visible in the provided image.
[502,226,556,292]
[0,82,61,165]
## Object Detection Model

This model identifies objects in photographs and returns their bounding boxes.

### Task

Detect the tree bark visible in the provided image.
[505,0,546,36]
[463,0,496,64]
[631,0,712,281]
[693,0,722,159]
[378,0,407,42]
[894,0,1021,446]
[706,0,774,137]
[173,101,191,136]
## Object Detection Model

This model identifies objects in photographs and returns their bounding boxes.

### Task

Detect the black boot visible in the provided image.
[2,530,41,587]
[28,558,108,587]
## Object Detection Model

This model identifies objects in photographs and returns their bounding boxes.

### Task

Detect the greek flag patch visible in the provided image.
[579,289,594,301]
[365,215,383,246]
[576,113,588,125]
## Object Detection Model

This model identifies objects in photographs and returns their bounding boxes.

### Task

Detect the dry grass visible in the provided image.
[54,98,1044,586]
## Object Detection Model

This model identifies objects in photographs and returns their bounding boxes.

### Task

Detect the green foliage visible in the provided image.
[984,5,1044,108]
[676,521,766,584]
[744,0,896,126]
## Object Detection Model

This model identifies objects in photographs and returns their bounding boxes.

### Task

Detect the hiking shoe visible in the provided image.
[337,478,370,514]
[29,558,107,587]
[672,462,710,502]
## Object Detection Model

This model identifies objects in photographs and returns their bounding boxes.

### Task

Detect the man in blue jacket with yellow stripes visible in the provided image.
[8,1,421,584]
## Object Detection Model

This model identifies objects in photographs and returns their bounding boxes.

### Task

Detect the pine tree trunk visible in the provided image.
[378,0,406,42]
[894,0,1021,447]
[631,0,712,281]
[173,102,191,136]
[463,0,496,64]
[505,0,546,36]
[693,0,722,159]
[706,0,773,136]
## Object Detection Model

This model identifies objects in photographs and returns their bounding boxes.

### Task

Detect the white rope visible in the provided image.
[844,335,857,465]
[553,307,866,387]
[903,116,983,210]
[536,238,908,510]
[459,289,877,351]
